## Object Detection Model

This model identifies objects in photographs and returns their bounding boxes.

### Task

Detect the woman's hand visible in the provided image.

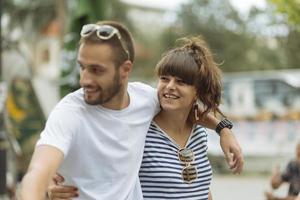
[47,173,78,200]
[219,128,244,174]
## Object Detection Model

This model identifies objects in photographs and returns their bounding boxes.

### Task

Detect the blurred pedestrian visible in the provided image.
[265,141,300,200]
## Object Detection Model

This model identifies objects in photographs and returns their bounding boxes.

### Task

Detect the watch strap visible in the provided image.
[215,118,233,135]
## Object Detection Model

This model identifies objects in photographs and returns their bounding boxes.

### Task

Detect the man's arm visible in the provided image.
[271,166,283,189]
[197,114,244,174]
[21,145,64,200]
[265,192,298,200]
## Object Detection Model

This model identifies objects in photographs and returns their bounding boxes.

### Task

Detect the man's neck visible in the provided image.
[101,84,130,110]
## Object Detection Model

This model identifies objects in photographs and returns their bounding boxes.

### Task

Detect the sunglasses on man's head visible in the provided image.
[80,24,130,60]
[178,148,198,183]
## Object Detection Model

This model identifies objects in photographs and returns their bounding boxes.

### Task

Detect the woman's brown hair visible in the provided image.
[155,36,223,119]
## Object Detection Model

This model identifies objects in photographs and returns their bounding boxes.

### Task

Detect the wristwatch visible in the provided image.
[215,118,233,135]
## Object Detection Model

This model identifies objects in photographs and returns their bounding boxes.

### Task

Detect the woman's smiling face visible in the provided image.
[157,75,197,112]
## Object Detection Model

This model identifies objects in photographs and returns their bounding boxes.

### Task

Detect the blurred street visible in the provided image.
[211,175,288,200]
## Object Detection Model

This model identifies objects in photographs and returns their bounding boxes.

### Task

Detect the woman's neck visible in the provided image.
[154,110,193,148]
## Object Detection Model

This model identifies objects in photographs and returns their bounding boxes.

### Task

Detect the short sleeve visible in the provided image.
[36,108,80,156]
[147,86,160,115]
[129,82,161,115]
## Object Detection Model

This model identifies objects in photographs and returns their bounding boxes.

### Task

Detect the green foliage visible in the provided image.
[268,0,300,27]
[281,30,300,68]
[2,0,56,44]
[157,0,297,72]
[267,0,300,68]
[6,78,45,174]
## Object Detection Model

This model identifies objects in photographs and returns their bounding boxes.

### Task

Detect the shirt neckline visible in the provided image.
[151,121,196,149]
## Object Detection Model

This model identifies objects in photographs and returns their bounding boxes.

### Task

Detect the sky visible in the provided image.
[121,0,267,14]
[229,0,266,14]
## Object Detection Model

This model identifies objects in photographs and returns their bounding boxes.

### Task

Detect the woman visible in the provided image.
[48,36,237,200]
[139,36,222,199]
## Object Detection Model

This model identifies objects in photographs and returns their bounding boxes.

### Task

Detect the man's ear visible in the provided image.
[119,60,132,80]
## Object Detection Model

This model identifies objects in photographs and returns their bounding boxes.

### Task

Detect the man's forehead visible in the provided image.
[79,42,113,52]
[78,43,114,62]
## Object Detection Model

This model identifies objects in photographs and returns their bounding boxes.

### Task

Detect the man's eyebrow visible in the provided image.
[77,60,106,69]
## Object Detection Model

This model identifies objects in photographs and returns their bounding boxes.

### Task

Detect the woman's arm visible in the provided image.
[208,190,213,200]
[197,114,244,174]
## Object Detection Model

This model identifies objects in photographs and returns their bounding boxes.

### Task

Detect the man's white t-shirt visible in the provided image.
[37,82,160,200]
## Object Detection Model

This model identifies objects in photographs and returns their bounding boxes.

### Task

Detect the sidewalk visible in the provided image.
[211,175,289,200]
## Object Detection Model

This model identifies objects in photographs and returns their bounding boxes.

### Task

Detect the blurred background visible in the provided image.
[0,0,299,199]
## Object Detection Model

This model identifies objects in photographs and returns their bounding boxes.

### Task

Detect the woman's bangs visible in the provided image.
[156,51,198,85]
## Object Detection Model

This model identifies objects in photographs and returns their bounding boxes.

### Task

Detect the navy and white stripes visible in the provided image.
[139,122,212,200]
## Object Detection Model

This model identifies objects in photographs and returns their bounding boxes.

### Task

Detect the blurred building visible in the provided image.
[222,69,300,120]
[208,69,300,173]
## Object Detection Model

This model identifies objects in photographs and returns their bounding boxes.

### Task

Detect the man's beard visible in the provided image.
[84,72,121,105]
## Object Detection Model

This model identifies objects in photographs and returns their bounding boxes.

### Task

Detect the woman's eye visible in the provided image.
[177,79,186,84]
[160,76,168,81]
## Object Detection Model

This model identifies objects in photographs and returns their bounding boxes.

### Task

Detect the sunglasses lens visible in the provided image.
[81,24,96,36]
[182,165,197,183]
[98,26,115,38]
[178,148,194,163]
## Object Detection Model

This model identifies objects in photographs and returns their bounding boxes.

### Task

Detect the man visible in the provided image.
[21,21,243,200]
[266,142,300,200]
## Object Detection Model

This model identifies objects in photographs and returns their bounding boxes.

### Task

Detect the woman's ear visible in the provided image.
[194,93,198,101]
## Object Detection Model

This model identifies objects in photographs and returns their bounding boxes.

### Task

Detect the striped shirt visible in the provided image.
[139,121,212,200]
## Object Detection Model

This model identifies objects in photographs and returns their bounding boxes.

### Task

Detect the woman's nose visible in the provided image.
[166,79,176,90]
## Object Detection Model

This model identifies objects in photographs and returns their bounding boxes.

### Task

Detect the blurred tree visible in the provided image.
[2,0,65,181]
[267,0,300,69]
[268,0,300,28]
[159,0,292,72]
[3,0,57,42]
[5,78,45,179]
[108,0,134,31]
[279,30,300,69]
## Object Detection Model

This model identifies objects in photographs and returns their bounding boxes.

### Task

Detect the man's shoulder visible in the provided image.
[56,88,85,110]
[129,81,155,90]
[128,82,156,96]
